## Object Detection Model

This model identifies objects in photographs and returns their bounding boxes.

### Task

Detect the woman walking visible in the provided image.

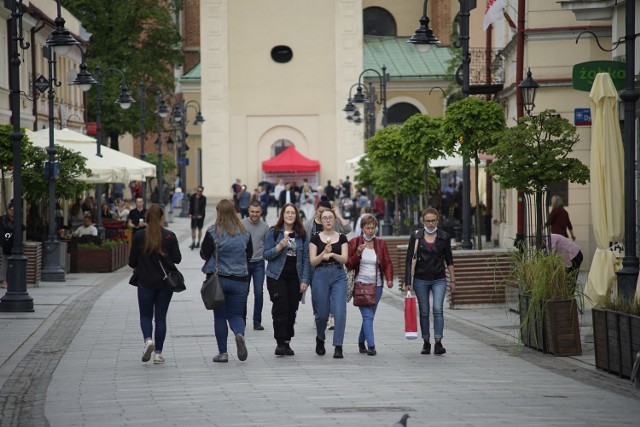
[200,199,253,363]
[128,205,182,364]
[548,195,576,240]
[404,208,455,355]
[346,214,393,356]
[309,208,349,358]
[263,203,311,356]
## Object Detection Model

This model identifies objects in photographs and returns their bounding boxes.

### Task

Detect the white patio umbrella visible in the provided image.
[585,73,627,305]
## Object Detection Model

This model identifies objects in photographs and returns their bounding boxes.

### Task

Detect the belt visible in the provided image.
[317,262,341,268]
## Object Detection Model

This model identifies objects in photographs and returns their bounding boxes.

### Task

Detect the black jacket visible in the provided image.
[404,228,453,284]
[189,194,207,217]
[129,228,182,289]
[278,190,297,207]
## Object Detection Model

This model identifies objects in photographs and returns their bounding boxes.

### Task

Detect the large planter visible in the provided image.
[71,241,128,273]
[592,308,640,378]
[519,293,582,356]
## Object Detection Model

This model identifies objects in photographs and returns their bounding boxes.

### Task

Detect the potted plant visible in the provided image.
[513,250,582,356]
[592,295,640,378]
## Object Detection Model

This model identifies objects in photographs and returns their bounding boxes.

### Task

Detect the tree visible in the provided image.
[442,97,505,249]
[365,126,423,235]
[400,114,449,209]
[487,110,589,249]
[0,125,90,233]
[63,0,183,148]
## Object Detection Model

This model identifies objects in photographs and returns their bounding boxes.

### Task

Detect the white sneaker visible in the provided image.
[142,339,155,362]
[153,353,165,364]
[327,316,335,331]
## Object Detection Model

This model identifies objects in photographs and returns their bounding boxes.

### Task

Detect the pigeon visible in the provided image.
[391,413,410,427]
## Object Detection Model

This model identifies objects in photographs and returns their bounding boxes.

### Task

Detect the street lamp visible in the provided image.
[170,100,205,217]
[75,66,134,237]
[35,46,65,282]
[155,92,173,213]
[407,0,441,53]
[0,0,34,312]
[519,69,539,117]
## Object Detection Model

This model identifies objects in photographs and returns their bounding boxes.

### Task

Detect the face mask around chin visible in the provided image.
[363,233,375,242]
[424,226,438,234]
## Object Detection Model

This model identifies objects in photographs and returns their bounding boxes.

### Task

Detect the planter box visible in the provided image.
[592,308,640,378]
[519,294,582,356]
[71,242,128,273]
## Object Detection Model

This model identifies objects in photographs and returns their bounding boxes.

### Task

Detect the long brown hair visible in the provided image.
[274,203,305,238]
[143,204,164,256]
[215,199,246,236]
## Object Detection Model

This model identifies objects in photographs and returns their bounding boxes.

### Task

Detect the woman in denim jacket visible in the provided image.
[200,199,253,363]
[263,203,311,356]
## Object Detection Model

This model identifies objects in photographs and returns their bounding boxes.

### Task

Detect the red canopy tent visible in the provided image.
[262,146,320,172]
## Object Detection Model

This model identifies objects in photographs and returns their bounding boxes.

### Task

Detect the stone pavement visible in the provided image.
[0,204,639,426]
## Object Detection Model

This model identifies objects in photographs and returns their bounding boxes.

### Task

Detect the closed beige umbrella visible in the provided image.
[585,73,626,305]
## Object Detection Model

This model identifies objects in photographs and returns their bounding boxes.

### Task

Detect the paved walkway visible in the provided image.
[1,206,639,426]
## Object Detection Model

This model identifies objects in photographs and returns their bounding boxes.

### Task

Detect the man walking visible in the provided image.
[242,201,270,330]
[189,185,207,250]
[127,197,147,234]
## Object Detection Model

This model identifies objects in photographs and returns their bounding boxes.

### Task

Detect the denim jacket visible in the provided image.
[200,225,252,277]
[263,228,311,284]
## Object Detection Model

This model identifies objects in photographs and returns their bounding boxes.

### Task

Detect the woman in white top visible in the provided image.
[345,214,393,355]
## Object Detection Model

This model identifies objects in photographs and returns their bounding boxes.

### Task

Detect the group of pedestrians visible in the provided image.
[127,198,457,365]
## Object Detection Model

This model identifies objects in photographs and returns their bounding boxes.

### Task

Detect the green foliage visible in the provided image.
[487,110,590,194]
[512,250,578,300]
[143,152,177,178]
[442,97,505,161]
[596,294,640,315]
[364,126,423,200]
[0,125,90,202]
[63,0,183,137]
[400,114,449,165]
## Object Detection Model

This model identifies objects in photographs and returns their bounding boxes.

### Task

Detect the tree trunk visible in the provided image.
[535,191,543,250]
[475,161,482,250]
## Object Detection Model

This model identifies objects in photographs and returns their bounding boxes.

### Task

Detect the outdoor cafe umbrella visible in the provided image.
[585,73,626,305]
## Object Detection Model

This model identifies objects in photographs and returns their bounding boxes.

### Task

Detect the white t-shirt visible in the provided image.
[355,248,381,286]
[75,224,98,237]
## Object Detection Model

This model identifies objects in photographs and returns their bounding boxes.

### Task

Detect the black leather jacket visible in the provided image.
[404,228,453,284]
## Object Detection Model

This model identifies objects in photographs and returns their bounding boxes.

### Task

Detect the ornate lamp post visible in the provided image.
[155,93,173,212]
[1,0,78,310]
[36,46,66,281]
[170,100,205,217]
[407,0,441,52]
[76,66,134,237]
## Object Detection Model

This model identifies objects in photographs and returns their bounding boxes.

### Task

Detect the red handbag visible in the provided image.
[404,291,418,339]
[353,282,376,306]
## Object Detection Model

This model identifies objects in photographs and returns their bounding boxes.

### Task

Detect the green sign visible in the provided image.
[572,61,626,92]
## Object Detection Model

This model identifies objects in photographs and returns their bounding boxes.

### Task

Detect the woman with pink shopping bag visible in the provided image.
[404,208,455,355]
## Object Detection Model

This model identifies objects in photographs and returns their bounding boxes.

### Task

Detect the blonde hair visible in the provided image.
[215,199,246,236]
[551,195,564,209]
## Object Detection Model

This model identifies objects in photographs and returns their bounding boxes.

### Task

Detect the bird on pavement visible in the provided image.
[391,413,410,426]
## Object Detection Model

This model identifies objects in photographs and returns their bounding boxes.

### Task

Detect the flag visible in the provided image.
[483,0,507,31]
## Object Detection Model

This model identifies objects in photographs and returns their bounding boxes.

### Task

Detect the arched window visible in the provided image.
[363,7,397,36]
[271,139,293,157]
[387,103,421,125]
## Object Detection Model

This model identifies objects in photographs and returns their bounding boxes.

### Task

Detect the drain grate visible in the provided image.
[323,407,415,414]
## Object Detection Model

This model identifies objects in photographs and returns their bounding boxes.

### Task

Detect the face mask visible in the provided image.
[424,226,438,234]
[363,234,375,242]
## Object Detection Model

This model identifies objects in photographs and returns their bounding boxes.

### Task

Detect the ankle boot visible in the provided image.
[358,342,367,353]
[315,337,326,356]
[421,339,431,355]
[333,345,344,359]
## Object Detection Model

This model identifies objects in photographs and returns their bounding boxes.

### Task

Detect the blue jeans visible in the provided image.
[358,286,383,348]
[247,261,265,326]
[413,278,447,340]
[213,276,249,353]
[311,264,347,346]
[137,286,173,352]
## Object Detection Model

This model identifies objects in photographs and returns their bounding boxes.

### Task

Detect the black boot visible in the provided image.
[275,341,286,356]
[421,339,431,355]
[284,341,295,356]
[434,340,446,355]
[358,342,367,353]
[333,346,344,359]
[315,337,326,356]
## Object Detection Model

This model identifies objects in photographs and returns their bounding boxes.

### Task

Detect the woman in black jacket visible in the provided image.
[404,208,455,356]
[128,205,182,364]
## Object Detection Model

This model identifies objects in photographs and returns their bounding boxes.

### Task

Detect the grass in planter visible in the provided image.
[597,294,640,316]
